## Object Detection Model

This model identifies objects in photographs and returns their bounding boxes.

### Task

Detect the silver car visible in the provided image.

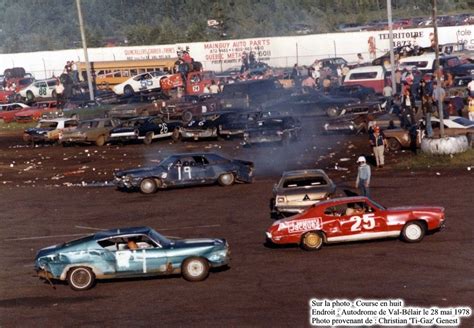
[271,169,336,217]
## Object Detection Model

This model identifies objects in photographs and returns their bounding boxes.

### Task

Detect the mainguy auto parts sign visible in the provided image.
[202,38,272,65]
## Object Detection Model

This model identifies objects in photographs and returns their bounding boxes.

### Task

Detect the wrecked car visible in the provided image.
[114,153,254,193]
[270,169,336,218]
[243,116,301,146]
[325,100,383,118]
[266,196,446,251]
[35,226,230,291]
[23,118,79,144]
[159,94,221,122]
[109,116,182,145]
[324,112,401,134]
[59,118,120,146]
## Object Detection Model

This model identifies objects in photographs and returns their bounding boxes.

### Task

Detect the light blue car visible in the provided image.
[35,226,230,290]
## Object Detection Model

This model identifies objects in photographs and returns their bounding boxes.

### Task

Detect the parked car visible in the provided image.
[384,117,474,150]
[270,170,336,218]
[106,93,167,119]
[328,84,377,102]
[324,113,401,134]
[14,101,58,122]
[19,78,58,102]
[113,71,170,96]
[0,102,30,123]
[114,153,254,193]
[109,116,182,145]
[59,118,120,146]
[243,116,301,146]
[35,226,230,290]
[266,196,446,251]
[23,118,79,144]
[159,94,221,122]
[325,100,383,117]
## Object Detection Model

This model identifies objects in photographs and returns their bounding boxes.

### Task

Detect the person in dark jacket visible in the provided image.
[401,88,416,128]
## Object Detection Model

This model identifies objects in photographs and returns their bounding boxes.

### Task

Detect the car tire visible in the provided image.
[52,90,57,99]
[124,85,134,97]
[387,137,402,151]
[95,135,106,147]
[218,173,235,186]
[67,266,95,291]
[326,107,340,117]
[171,128,181,142]
[401,221,425,243]
[140,178,158,194]
[301,231,323,251]
[182,111,193,123]
[26,91,35,102]
[182,257,209,282]
[143,132,154,145]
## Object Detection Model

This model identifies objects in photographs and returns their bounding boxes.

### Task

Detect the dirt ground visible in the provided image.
[0,117,472,327]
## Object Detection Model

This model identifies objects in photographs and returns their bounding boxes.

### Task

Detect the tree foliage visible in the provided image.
[0,0,470,53]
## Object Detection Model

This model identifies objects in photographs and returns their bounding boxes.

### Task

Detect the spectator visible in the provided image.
[370,126,386,168]
[71,60,79,83]
[209,80,220,94]
[55,80,65,109]
[401,88,416,127]
[301,75,316,91]
[467,79,474,97]
[355,156,371,198]
[468,96,474,121]
[432,81,447,118]
[394,69,402,94]
[322,75,331,92]
[341,65,350,83]
[383,83,393,110]
[249,51,256,68]
[290,64,298,80]
[240,52,249,73]
[451,91,464,117]
[421,94,434,137]
[357,53,365,65]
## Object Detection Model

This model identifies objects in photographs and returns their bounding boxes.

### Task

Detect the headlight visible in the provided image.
[276,196,286,204]
[209,250,228,261]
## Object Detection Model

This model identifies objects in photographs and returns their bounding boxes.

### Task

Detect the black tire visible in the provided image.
[326,107,340,117]
[140,178,157,194]
[67,267,95,291]
[301,231,324,251]
[182,111,193,123]
[124,85,134,97]
[143,132,154,145]
[218,173,235,186]
[401,221,425,243]
[171,128,181,142]
[95,135,106,147]
[51,90,57,99]
[26,91,35,102]
[181,257,209,282]
[387,137,402,151]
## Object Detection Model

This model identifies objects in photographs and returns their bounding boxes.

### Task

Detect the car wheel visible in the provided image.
[52,90,57,99]
[182,257,209,282]
[171,128,181,142]
[326,107,340,117]
[401,221,425,243]
[387,137,402,151]
[143,132,154,145]
[26,91,35,102]
[95,135,106,147]
[140,178,157,194]
[218,173,235,186]
[124,85,134,97]
[182,111,193,123]
[67,266,95,291]
[301,231,323,251]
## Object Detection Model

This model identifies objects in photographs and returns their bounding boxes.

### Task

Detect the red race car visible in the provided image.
[266,196,445,251]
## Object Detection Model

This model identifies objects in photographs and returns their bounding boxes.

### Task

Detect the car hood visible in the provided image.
[35,243,62,260]
[171,238,226,249]
[386,206,444,213]
[116,166,163,177]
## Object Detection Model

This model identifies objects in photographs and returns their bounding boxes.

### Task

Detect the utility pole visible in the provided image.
[387,0,396,95]
[432,0,444,137]
[76,0,94,101]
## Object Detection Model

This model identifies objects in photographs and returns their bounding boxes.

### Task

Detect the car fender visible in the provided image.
[59,263,106,281]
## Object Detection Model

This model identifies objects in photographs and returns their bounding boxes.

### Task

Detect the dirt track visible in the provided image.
[0,119,473,327]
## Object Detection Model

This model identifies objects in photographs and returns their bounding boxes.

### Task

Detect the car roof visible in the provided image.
[315,196,370,207]
[93,226,152,240]
[281,169,329,177]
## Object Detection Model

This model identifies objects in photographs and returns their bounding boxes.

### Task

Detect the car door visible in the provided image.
[113,236,168,277]
[190,155,215,184]
[139,73,154,91]
[166,156,195,186]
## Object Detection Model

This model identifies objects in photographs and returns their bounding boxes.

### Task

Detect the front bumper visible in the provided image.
[244,134,282,144]
[180,129,216,139]
[23,133,48,143]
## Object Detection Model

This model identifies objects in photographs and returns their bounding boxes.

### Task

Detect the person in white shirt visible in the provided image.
[209,80,220,94]
[467,79,474,97]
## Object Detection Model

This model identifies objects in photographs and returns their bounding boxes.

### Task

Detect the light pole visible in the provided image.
[76,0,94,101]
[387,0,396,94]
[432,0,444,137]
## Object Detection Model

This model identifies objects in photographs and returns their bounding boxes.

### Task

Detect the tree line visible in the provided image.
[0,0,470,53]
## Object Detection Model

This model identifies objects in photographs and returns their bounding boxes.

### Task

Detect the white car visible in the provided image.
[113,71,169,96]
[19,79,57,102]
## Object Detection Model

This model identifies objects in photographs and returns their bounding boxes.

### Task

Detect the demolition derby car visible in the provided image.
[114,153,254,193]
[271,169,336,217]
[266,196,445,251]
[35,226,230,290]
